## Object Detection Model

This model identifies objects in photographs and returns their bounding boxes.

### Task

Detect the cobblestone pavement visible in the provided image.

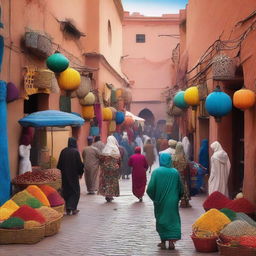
[0,175,218,256]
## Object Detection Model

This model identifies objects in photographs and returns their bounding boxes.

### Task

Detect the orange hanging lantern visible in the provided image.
[124,116,134,127]
[102,107,113,121]
[116,88,123,98]
[57,68,81,91]
[82,105,95,120]
[233,88,255,110]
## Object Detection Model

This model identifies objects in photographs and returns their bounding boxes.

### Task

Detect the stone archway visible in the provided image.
[138,108,155,126]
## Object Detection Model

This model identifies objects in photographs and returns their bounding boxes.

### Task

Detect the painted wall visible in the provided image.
[122,12,180,123]
[179,0,256,203]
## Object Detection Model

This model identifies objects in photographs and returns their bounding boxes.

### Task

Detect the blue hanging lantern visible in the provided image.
[174,91,189,109]
[205,85,232,122]
[116,111,125,124]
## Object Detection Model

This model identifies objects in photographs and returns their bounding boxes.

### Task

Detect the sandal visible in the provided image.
[168,241,175,250]
[72,209,80,215]
[157,242,166,250]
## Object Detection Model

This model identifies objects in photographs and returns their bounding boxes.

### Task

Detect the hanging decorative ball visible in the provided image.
[82,105,95,120]
[116,111,125,124]
[79,92,95,106]
[102,107,113,121]
[205,85,232,122]
[46,53,69,73]
[174,91,189,109]
[184,86,200,109]
[116,88,123,98]
[124,116,135,127]
[57,68,81,91]
[233,88,255,110]
[109,107,117,120]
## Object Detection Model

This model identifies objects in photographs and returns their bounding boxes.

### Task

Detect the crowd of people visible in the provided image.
[56,132,231,250]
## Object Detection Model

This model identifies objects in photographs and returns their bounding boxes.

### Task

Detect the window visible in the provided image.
[136,34,145,43]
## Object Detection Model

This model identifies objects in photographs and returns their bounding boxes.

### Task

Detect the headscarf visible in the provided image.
[168,139,177,149]
[199,139,209,170]
[159,153,172,168]
[210,141,229,163]
[68,137,77,148]
[182,136,192,160]
[173,142,187,170]
[135,146,141,154]
[102,135,120,157]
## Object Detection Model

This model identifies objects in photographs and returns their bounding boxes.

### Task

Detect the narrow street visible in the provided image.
[1,176,218,256]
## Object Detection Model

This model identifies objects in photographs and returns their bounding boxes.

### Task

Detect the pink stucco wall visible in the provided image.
[122,12,180,123]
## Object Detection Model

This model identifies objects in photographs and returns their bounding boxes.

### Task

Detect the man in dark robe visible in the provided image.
[57,137,84,215]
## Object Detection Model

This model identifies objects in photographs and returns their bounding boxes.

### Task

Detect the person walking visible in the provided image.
[173,142,191,208]
[143,138,155,172]
[120,135,133,179]
[147,153,183,250]
[57,137,84,215]
[93,136,105,153]
[159,139,177,156]
[208,141,231,197]
[128,147,148,202]
[82,136,100,195]
[98,135,121,202]
[198,139,209,193]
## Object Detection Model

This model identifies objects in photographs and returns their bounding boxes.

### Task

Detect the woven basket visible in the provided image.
[191,235,218,252]
[0,225,45,244]
[76,76,91,98]
[212,55,236,81]
[217,240,256,256]
[33,69,54,89]
[25,31,52,58]
[52,204,65,214]
[45,216,62,237]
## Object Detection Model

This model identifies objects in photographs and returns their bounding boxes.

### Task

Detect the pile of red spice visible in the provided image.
[203,191,231,211]
[11,205,46,224]
[239,236,256,248]
[38,184,57,197]
[226,198,255,214]
[47,192,65,207]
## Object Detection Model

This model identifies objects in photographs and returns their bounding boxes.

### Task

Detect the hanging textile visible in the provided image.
[0,81,11,205]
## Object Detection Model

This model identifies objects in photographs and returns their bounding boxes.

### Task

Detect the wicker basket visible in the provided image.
[25,31,52,58]
[212,54,236,80]
[0,225,45,244]
[33,69,54,89]
[191,235,218,252]
[217,240,256,256]
[52,204,65,214]
[45,216,62,237]
[76,76,91,98]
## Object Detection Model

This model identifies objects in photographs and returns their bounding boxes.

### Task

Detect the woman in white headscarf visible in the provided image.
[208,141,231,197]
[98,135,121,202]
[182,136,192,160]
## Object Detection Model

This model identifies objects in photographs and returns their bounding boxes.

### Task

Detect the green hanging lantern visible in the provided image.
[46,52,69,73]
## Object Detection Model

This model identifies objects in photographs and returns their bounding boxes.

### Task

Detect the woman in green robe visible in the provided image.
[147,153,183,250]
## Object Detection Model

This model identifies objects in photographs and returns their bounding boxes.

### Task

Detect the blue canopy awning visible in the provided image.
[18,110,85,128]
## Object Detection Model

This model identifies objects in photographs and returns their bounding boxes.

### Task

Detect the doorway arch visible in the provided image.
[138,108,155,126]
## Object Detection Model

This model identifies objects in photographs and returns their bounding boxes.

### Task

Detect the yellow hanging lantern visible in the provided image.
[102,107,113,121]
[57,68,81,91]
[82,105,95,119]
[184,86,200,109]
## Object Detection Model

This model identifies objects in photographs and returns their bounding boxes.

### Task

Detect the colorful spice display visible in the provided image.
[0,217,24,229]
[235,212,256,227]
[24,220,43,229]
[203,191,231,210]
[12,190,43,208]
[36,206,62,222]
[239,236,256,248]
[1,200,19,212]
[38,185,57,197]
[26,185,50,206]
[220,208,237,221]
[192,209,231,234]
[11,205,46,224]
[0,208,14,221]
[25,197,43,208]
[47,192,65,207]
[220,220,256,237]
[226,198,255,214]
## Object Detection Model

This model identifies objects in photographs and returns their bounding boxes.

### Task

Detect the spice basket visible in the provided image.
[191,235,218,252]
[45,216,62,237]
[217,240,256,256]
[0,225,45,244]
[52,204,65,214]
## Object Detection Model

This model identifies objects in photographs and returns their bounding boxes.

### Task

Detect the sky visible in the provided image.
[122,0,188,16]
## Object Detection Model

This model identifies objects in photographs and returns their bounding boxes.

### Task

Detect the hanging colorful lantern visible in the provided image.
[109,120,116,133]
[109,107,117,120]
[205,85,232,122]
[82,105,95,120]
[116,111,125,124]
[124,116,135,127]
[116,88,123,98]
[184,86,200,109]
[79,92,95,106]
[233,88,255,110]
[58,68,81,91]
[46,53,69,73]
[174,91,188,109]
[102,107,113,121]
